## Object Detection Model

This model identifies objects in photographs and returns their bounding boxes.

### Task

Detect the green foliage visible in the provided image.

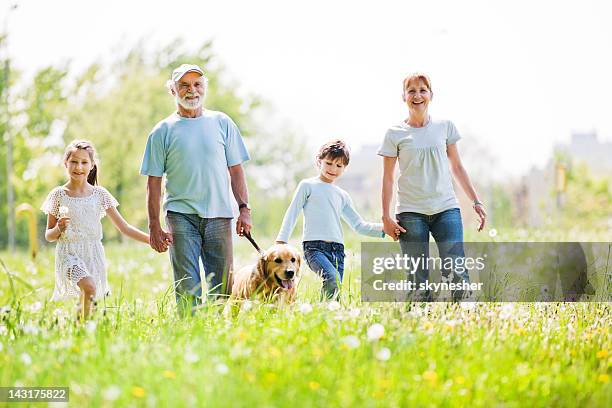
[557,163,612,230]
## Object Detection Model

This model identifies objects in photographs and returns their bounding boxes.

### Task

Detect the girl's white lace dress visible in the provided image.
[42,186,118,301]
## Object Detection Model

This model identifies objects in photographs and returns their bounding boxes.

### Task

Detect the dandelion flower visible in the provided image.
[103,385,121,401]
[342,335,360,349]
[85,320,97,334]
[298,302,313,314]
[367,323,385,341]
[241,300,253,312]
[376,347,391,361]
[215,363,229,375]
[488,228,497,238]
[131,387,145,398]
[162,370,176,379]
[20,353,32,365]
[327,301,341,311]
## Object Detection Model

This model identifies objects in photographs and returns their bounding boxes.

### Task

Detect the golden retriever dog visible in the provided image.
[230,244,302,303]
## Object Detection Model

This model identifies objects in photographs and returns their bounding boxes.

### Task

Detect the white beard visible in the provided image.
[176,94,203,110]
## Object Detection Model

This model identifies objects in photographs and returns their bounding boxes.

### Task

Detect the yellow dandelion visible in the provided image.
[269,347,282,358]
[264,372,277,384]
[422,321,434,331]
[237,330,248,341]
[131,387,146,398]
[598,374,609,383]
[162,370,176,379]
[309,381,320,390]
[454,376,466,385]
[596,350,609,359]
[422,370,438,385]
[71,346,80,353]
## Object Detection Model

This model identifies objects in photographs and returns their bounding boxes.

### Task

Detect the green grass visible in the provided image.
[0,231,611,407]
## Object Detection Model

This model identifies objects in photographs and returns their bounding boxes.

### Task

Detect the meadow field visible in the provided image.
[0,229,610,407]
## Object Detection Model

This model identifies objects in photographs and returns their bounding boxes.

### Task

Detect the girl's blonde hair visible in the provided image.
[402,72,432,100]
[63,140,98,186]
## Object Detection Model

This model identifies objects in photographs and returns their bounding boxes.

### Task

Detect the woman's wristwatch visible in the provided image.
[473,200,484,208]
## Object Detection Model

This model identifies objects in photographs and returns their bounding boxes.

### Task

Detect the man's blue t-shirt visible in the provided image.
[140,110,250,218]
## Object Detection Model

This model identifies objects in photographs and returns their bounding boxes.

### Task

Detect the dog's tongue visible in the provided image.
[281,279,294,290]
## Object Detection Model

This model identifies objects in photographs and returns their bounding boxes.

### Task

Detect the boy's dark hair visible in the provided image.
[316,139,350,166]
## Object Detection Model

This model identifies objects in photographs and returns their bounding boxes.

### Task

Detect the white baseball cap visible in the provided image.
[171,64,205,82]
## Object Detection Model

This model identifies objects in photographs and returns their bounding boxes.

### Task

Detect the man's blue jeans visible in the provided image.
[397,208,468,301]
[303,241,345,299]
[165,211,233,315]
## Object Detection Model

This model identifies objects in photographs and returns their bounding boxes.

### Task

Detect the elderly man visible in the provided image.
[140,63,251,315]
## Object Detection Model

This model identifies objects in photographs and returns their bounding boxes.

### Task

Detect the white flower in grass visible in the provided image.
[342,335,360,349]
[241,300,253,312]
[445,319,458,329]
[500,303,515,319]
[348,308,361,318]
[0,306,11,314]
[30,302,42,312]
[20,353,32,365]
[184,349,199,364]
[460,302,476,311]
[298,302,313,314]
[215,363,229,375]
[85,320,97,334]
[375,347,391,361]
[103,385,121,401]
[488,228,498,237]
[327,301,341,311]
[367,323,385,341]
[22,324,39,335]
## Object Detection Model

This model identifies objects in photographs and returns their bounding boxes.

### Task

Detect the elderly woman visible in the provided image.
[379,73,486,301]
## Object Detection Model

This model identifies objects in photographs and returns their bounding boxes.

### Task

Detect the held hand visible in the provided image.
[150,224,173,253]
[383,216,406,241]
[236,209,252,236]
[57,217,70,233]
[474,203,487,232]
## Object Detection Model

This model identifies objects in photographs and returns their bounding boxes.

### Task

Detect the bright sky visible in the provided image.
[6,0,612,178]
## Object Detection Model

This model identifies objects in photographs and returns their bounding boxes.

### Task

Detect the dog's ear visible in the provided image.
[256,255,267,279]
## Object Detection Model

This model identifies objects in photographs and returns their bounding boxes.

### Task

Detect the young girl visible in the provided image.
[42,140,150,318]
[276,140,390,299]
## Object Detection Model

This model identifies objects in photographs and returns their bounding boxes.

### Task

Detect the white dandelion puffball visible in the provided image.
[103,386,121,401]
[342,335,360,349]
[298,302,313,314]
[367,323,385,341]
[59,206,69,217]
[241,300,253,312]
[215,363,229,375]
[376,347,392,361]
[488,228,498,237]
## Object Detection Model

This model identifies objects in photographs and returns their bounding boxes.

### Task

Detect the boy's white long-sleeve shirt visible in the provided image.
[276,177,383,244]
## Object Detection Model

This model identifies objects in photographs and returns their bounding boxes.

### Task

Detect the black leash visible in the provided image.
[243,231,264,255]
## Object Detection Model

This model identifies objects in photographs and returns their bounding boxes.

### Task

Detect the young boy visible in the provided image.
[276,140,389,299]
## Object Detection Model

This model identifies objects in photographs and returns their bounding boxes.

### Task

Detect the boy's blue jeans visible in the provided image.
[397,208,469,301]
[165,211,233,315]
[303,241,345,299]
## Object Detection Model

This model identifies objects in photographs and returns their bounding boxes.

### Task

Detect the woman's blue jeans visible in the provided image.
[303,241,345,300]
[397,208,468,301]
